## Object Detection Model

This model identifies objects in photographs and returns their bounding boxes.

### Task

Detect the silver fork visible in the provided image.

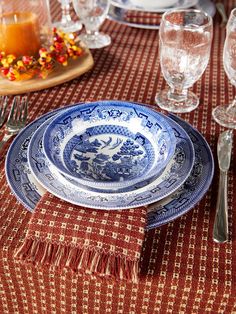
[0,96,28,153]
[0,96,8,128]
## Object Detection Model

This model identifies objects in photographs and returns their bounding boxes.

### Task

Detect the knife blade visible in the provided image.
[213,130,233,243]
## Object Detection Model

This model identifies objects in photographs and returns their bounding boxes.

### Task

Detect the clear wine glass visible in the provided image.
[156,9,213,113]
[72,0,111,49]
[53,0,82,33]
[212,8,236,129]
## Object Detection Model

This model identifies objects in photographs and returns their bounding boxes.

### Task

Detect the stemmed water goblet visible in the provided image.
[54,0,82,33]
[72,0,111,49]
[212,8,236,129]
[156,9,213,113]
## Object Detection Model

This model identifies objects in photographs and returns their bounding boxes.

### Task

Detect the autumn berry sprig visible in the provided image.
[0,28,84,81]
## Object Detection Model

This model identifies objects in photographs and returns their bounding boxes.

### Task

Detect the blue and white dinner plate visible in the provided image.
[108,0,215,30]
[110,0,198,12]
[147,113,214,229]
[5,103,214,229]
[27,112,194,208]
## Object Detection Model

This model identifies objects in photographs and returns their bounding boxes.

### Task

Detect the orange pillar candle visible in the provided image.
[0,11,41,57]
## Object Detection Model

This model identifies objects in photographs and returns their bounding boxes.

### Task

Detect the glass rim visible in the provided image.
[161,9,213,29]
[230,7,236,18]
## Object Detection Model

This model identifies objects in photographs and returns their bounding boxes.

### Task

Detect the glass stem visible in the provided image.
[86,29,99,38]
[226,97,236,115]
[168,87,188,102]
[61,3,72,25]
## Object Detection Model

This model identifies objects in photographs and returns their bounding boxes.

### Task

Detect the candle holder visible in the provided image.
[0,0,52,58]
[0,1,85,82]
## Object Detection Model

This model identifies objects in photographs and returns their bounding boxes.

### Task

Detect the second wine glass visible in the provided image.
[156,9,213,113]
[212,8,236,129]
[54,0,82,33]
[72,0,111,49]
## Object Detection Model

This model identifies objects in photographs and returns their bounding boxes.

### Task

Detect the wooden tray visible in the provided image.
[0,48,94,95]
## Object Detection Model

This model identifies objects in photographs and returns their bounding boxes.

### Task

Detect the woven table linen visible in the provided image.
[124,11,162,26]
[0,0,236,313]
[15,192,147,282]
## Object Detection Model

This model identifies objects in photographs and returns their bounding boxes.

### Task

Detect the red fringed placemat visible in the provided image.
[15,192,147,282]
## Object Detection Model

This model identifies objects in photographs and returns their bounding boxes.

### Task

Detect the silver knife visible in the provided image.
[213,130,233,243]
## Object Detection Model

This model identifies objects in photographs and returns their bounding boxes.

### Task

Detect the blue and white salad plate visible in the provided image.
[5,102,214,229]
[42,101,176,190]
[110,0,198,12]
[27,112,194,208]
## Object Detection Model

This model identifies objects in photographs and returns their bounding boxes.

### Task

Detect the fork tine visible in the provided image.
[0,97,4,117]
[21,96,28,123]
[3,96,8,110]
[14,98,21,123]
[0,96,8,126]
[7,96,18,123]
[0,95,8,110]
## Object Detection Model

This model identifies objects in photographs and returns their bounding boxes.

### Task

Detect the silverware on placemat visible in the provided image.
[213,130,233,243]
[0,96,28,155]
[216,2,228,27]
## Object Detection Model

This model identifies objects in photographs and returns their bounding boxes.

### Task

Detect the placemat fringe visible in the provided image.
[15,239,139,282]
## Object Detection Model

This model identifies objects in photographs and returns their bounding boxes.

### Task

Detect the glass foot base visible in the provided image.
[79,33,111,49]
[53,21,82,33]
[156,89,199,113]
[212,105,236,129]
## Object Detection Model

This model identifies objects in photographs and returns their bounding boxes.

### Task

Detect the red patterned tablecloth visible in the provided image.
[0,1,236,313]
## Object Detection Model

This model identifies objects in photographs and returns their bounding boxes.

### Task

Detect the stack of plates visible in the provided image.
[108,0,215,29]
[5,100,214,230]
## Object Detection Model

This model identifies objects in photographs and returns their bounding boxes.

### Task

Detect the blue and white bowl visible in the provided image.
[42,100,176,190]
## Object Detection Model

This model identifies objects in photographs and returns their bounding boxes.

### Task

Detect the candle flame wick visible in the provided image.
[14,14,18,23]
